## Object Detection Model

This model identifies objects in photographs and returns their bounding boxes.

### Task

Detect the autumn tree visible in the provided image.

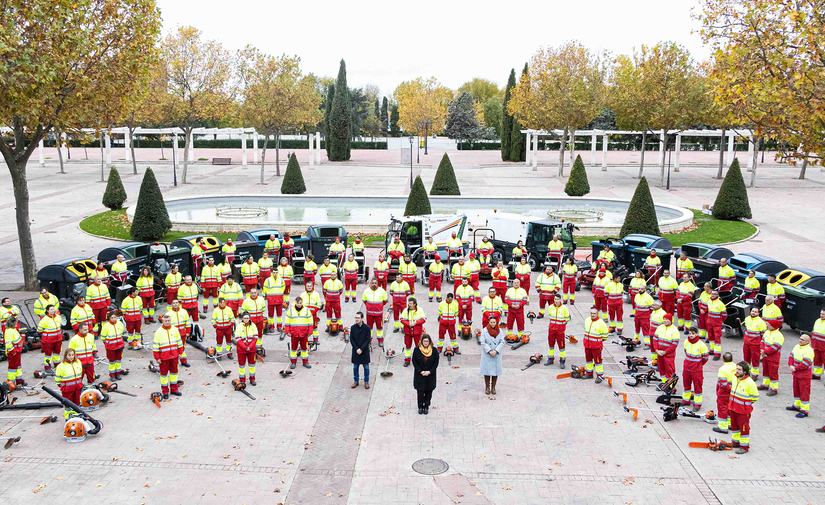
[328,60,352,161]
[123,61,165,175]
[445,92,481,146]
[394,77,452,135]
[156,26,234,184]
[500,69,516,161]
[509,42,606,175]
[238,50,321,182]
[458,78,501,103]
[0,0,160,289]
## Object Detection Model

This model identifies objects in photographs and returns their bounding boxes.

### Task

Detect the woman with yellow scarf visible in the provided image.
[412,334,440,415]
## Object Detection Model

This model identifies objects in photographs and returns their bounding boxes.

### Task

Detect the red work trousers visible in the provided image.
[202,287,218,306]
[290,336,308,364]
[238,351,256,380]
[159,358,179,394]
[41,341,62,367]
[429,275,442,295]
[404,331,422,362]
[716,388,730,421]
[507,310,525,333]
[403,276,416,295]
[458,304,472,322]
[563,278,575,297]
[707,323,723,355]
[793,375,811,405]
[584,347,602,376]
[729,411,750,446]
[515,274,530,294]
[92,307,108,329]
[267,302,283,321]
[166,289,178,305]
[608,302,623,329]
[660,293,675,316]
[547,329,565,352]
[763,358,779,386]
[815,348,825,375]
[185,307,199,321]
[326,299,341,320]
[244,281,257,293]
[125,319,142,335]
[676,298,691,328]
[593,295,607,314]
[682,368,703,405]
[215,327,232,347]
[743,342,761,373]
[392,302,405,323]
[438,323,456,348]
[140,294,155,310]
[635,316,650,337]
[81,363,95,383]
[366,314,383,343]
[61,386,82,406]
[7,351,21,380]
[376,276,387,290]
[657,355,675,379]
[345,278,357,296]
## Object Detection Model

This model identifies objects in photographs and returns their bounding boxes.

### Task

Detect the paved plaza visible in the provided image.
[1,153,825,504]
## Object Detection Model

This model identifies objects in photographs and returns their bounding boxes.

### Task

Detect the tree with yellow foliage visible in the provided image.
[394,77,452,135]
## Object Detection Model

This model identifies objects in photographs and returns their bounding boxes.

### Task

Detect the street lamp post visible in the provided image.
[409,135,414,189]
[420,120,432,155]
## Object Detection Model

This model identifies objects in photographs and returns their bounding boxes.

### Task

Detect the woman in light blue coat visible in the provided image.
[480,317,505,395]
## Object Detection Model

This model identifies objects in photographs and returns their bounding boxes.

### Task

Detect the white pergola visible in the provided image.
[521,129,757,171]
[33,127,323,168]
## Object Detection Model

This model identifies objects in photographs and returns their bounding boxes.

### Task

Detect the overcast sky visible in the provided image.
[156,0,710,97]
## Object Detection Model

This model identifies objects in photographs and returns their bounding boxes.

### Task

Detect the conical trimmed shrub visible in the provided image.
[620,176,661,237]
[130,168,171,241]
[712,159,752,220]
[565,155,590,197]
[281,154,307,194]
[404,176,432,216]
[430,153,461,195]
[102,166,128,210]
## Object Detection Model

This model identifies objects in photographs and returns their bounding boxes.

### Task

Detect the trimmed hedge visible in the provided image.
[712,159,752,220]
[130,168,171,241]
[430,153,461,195]
[619,176,661,237]
[281,153,307,194]
[80,138,387,150]
[404,176,432,216]
[565,155,590,197]
[102,166,127,210]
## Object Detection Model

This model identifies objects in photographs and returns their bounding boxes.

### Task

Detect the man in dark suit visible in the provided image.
[351,312,371,389]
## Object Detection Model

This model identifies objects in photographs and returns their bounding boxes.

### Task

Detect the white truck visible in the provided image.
[475,212,578,271]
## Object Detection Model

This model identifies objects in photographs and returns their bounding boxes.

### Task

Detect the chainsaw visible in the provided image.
[527,311,537,324]
[509,331,532,350]
[521,353,543,371]
[689,438,733,451]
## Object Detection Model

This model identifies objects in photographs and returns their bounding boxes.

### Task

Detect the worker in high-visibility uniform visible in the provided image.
[535,265,561,318]
[323,275,344,332]
[682,328,709,411]
[628,270,645,316]
[68,322,97,383]
[456,277,475,323]
[191,238,206,277]
[583,307,608,382]
[655,315,680,382]
[200,257,222,314]
[89,262,110,287]
[263,273,286,332]
[264,234,280,261]
[111,254,129,284]
[705,289,727,360]
[697,282,713,339]
[387,235,405,265]
[282,235,295,264]
[318,257,337,297]
[55,348,83,417]
[511,241,527,263]
[136,266,156,323]
[546,234,564,269]
[514,256,532,295]
[177,275,200,322]
[121,287,144,349]
[258,251,275,287]
[437,292,459,353]
[389,274,411,333]
[153,314,184,399]
[100,311,126,380]
[466,253,481,302]
[592,268,611,322]
[505,278,529,340]
[36,305,63,372]
[70,295,95,335]
[761,294,783,332]
[595,244,615,270]
[676,274,696,333]
[481,287,503,328]
[299,282,323,347]
[33,288,59,320]
[428,254,444,302]
[545,294,570,368]
[451,256,471,294]
[222,237,238,265]
[284,297,312,369]
[643,251,662,292]
[742,307,766,380]
[649,301,666,367]
[241,255,260,294]
[717,258,735,293]
[742,270,760,301]
[787,333,814,418]
[658,270,678,317]
[766,274,785,309]
[477,236,494,266]
[85,277,110,335]
[362,278,388,346]
[164,264,182,305]
[729,361,759,454]
[759,320,784,395]
[605,275,624,335]
[561,257,578,305]
[422,236,438,258]
[446,232,462,260]
[219,260,232,285]
[675,251,694,280]
[165,299,191,368]
[812,309,825,379]
[401,297,426,366]
[4,316,24,384]
[212,298,235,358]
[342,254,359,302]
[491,260,509,301]
[713,352,737,434]
[241,288,267,347]
[277,257,294,304]
[399,254,418,295]
[329,236,347,265]
[219,276,243,317]
[351,236,365,256]
[634,286,654,344]
[373,253,390,290]
[234,312,259,386]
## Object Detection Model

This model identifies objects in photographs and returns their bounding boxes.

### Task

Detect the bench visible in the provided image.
[212,157,232,165]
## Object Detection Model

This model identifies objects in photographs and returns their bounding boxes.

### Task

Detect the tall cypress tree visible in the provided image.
[381,97,389,135]
[509,64,528,162]
[324,83,334,157]
[329,60,352,161]
[389,104,400,137]
[501,69,516,161]
[712,159,752,220]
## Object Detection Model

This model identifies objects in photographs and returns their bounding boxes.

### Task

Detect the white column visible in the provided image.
[525,132,531,166]
[747,135,754,169]
[241,132,247,168]
[105,133,112,166]
[658,130,665,168]
[674,134,682,172]
[532,132,539,170]
[727,133,735,165]
[601,133,608,171]
[590,132,597,165]
[38,138,45,167]
[252,132,258,164]
[188,131,194,161]
[308,133,314,167]
[315,132,321,163]
[124,130,131,162]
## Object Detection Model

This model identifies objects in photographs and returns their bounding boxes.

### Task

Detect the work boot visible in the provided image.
[757,384,768,391]
[796,412,808,418]
[227,353,234,360]
[563,300,568,305]
[816,427,825,433]
[537,314,544,319]
[162,394,169,400]
[404,362,410,367]
[569,300,574,305]
[712,427,728,434]
[393,327,399,333]
[814,375,821,380]
[766,390,777,396]
[351,382,359,388]
[609,328,616,334]
[595,376,603,384]
[692,405,700,413]
[303,363,312,369]
[712,356,720,361]
[734,448,748,455]
[454,349,461,355]
[429,297,433,302]
[786,406,799,411]
[364,383,369,389]
[559,359,565,369]
[289,363,296,370]
[544,357,554,366]
[180,361,190,368]
[250,379,256,386]
[437,297,442,302]
[171,391,182,397]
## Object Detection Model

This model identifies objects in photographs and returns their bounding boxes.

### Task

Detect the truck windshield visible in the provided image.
[559,227,573,248]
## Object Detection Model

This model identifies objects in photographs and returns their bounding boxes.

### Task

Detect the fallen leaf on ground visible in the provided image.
[32,484,47,494]
[502,486,512,491]
[112,457,121,461]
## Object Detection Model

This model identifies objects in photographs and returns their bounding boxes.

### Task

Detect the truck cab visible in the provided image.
[484,213,577,271]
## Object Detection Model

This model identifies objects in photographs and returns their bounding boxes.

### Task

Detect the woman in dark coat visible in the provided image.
[412,334,439,415]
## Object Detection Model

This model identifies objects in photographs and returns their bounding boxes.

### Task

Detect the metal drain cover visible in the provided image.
[412,458,449,475]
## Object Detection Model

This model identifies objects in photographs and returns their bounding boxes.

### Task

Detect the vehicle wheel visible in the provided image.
[575,281,581,292]
[59,309,71,330]
[492,249,504,264]
[527,256,538,271]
